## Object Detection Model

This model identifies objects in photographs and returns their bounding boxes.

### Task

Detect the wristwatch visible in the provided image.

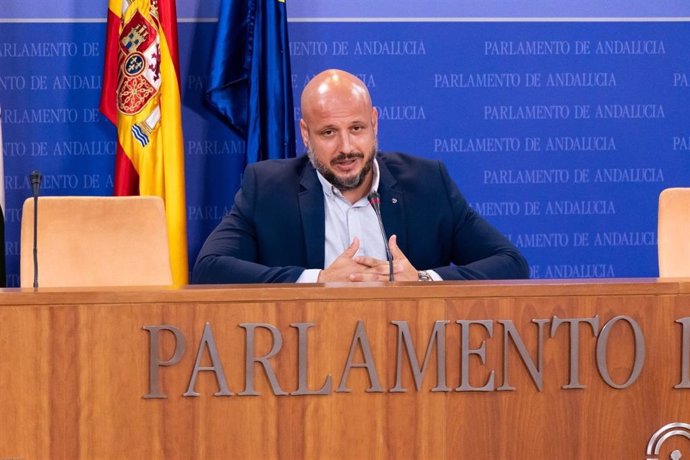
[417,270,433,282]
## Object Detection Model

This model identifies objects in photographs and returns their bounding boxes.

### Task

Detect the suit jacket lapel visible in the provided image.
[376,157,407,254]
[298,163,326,268]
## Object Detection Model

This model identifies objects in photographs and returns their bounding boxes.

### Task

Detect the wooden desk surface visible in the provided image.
[1,279,689,459]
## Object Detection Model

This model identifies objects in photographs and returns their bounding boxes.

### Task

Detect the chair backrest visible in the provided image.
[20,196,173,287]
[658,188,690,277]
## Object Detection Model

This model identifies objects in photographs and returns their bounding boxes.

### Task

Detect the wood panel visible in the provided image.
[0,279,689,459]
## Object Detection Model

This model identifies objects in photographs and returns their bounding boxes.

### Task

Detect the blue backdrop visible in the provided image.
[1,2,689,286]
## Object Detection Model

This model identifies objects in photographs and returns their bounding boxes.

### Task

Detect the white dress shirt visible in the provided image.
[297,160,385,282]
[296,159,441,282]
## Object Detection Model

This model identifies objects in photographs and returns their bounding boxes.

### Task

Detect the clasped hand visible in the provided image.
[317,235,419,282]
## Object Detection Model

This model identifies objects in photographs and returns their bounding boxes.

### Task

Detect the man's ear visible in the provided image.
[299,118,310,148]
[371,107,379,135]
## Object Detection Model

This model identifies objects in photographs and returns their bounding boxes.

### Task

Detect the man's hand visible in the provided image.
[317,238,377,282]
[385,234,420,281]
[319,237,406,282]
[349,252,402,282]
[319,235,420,282]
[351,234,418,282]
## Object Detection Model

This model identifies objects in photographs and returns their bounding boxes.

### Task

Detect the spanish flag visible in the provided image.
[100,0,188,284]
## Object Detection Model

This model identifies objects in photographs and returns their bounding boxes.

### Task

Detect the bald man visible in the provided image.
[192,69,528,283]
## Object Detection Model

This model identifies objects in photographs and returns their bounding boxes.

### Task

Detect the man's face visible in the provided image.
[300,95,378,192]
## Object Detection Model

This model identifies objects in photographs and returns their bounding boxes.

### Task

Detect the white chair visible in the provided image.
[20,196,173,287]
[657,188,690,277]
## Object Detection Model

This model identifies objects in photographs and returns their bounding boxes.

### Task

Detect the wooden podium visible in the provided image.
[1,279,690,459]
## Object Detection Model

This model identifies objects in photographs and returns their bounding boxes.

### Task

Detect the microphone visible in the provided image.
[367,191,394,282]
[30,170,42,288]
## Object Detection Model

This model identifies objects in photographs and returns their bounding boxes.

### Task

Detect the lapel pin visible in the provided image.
[391,198,398,204]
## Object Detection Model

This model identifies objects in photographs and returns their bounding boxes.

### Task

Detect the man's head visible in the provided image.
[300,69,379,197]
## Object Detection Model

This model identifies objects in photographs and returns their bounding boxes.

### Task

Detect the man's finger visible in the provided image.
[342,237,360,259]
[361,262,404,275]
[353,255,388,267]
[348,272,387,282]
[388,234,405,259]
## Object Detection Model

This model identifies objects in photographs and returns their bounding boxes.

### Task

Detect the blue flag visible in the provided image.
[207,0,296,163]
[0,105,5,287]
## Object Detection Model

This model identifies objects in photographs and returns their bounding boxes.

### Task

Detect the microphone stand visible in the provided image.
[367,192,394,282]
[30,171,42,288]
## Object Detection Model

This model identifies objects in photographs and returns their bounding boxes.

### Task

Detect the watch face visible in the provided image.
[418,271,432,281]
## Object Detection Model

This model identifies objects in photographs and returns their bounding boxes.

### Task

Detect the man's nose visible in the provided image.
[338,131,354,153]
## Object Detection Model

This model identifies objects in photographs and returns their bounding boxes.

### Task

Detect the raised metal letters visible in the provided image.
[551,316,600,389]
[390,320,450,393]
[596,316,645,389]
[184,322,232,397]
[498,319,548,391]
[142,314,690,398]
[337,320,384,393]
[143,325,186,399]
[239,323,287,396]
[676,317,690,389]
[457,320,495,392]
[291,322,332,396]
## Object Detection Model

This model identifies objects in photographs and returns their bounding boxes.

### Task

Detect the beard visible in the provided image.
[307,142,377,192]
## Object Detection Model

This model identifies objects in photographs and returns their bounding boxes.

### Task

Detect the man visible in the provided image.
[192,69,528,283]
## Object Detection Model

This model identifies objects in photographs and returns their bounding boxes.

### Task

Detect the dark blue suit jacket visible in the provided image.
[192,153,529,283]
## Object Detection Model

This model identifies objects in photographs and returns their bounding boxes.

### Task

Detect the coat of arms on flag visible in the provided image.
[117,9,162,147]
